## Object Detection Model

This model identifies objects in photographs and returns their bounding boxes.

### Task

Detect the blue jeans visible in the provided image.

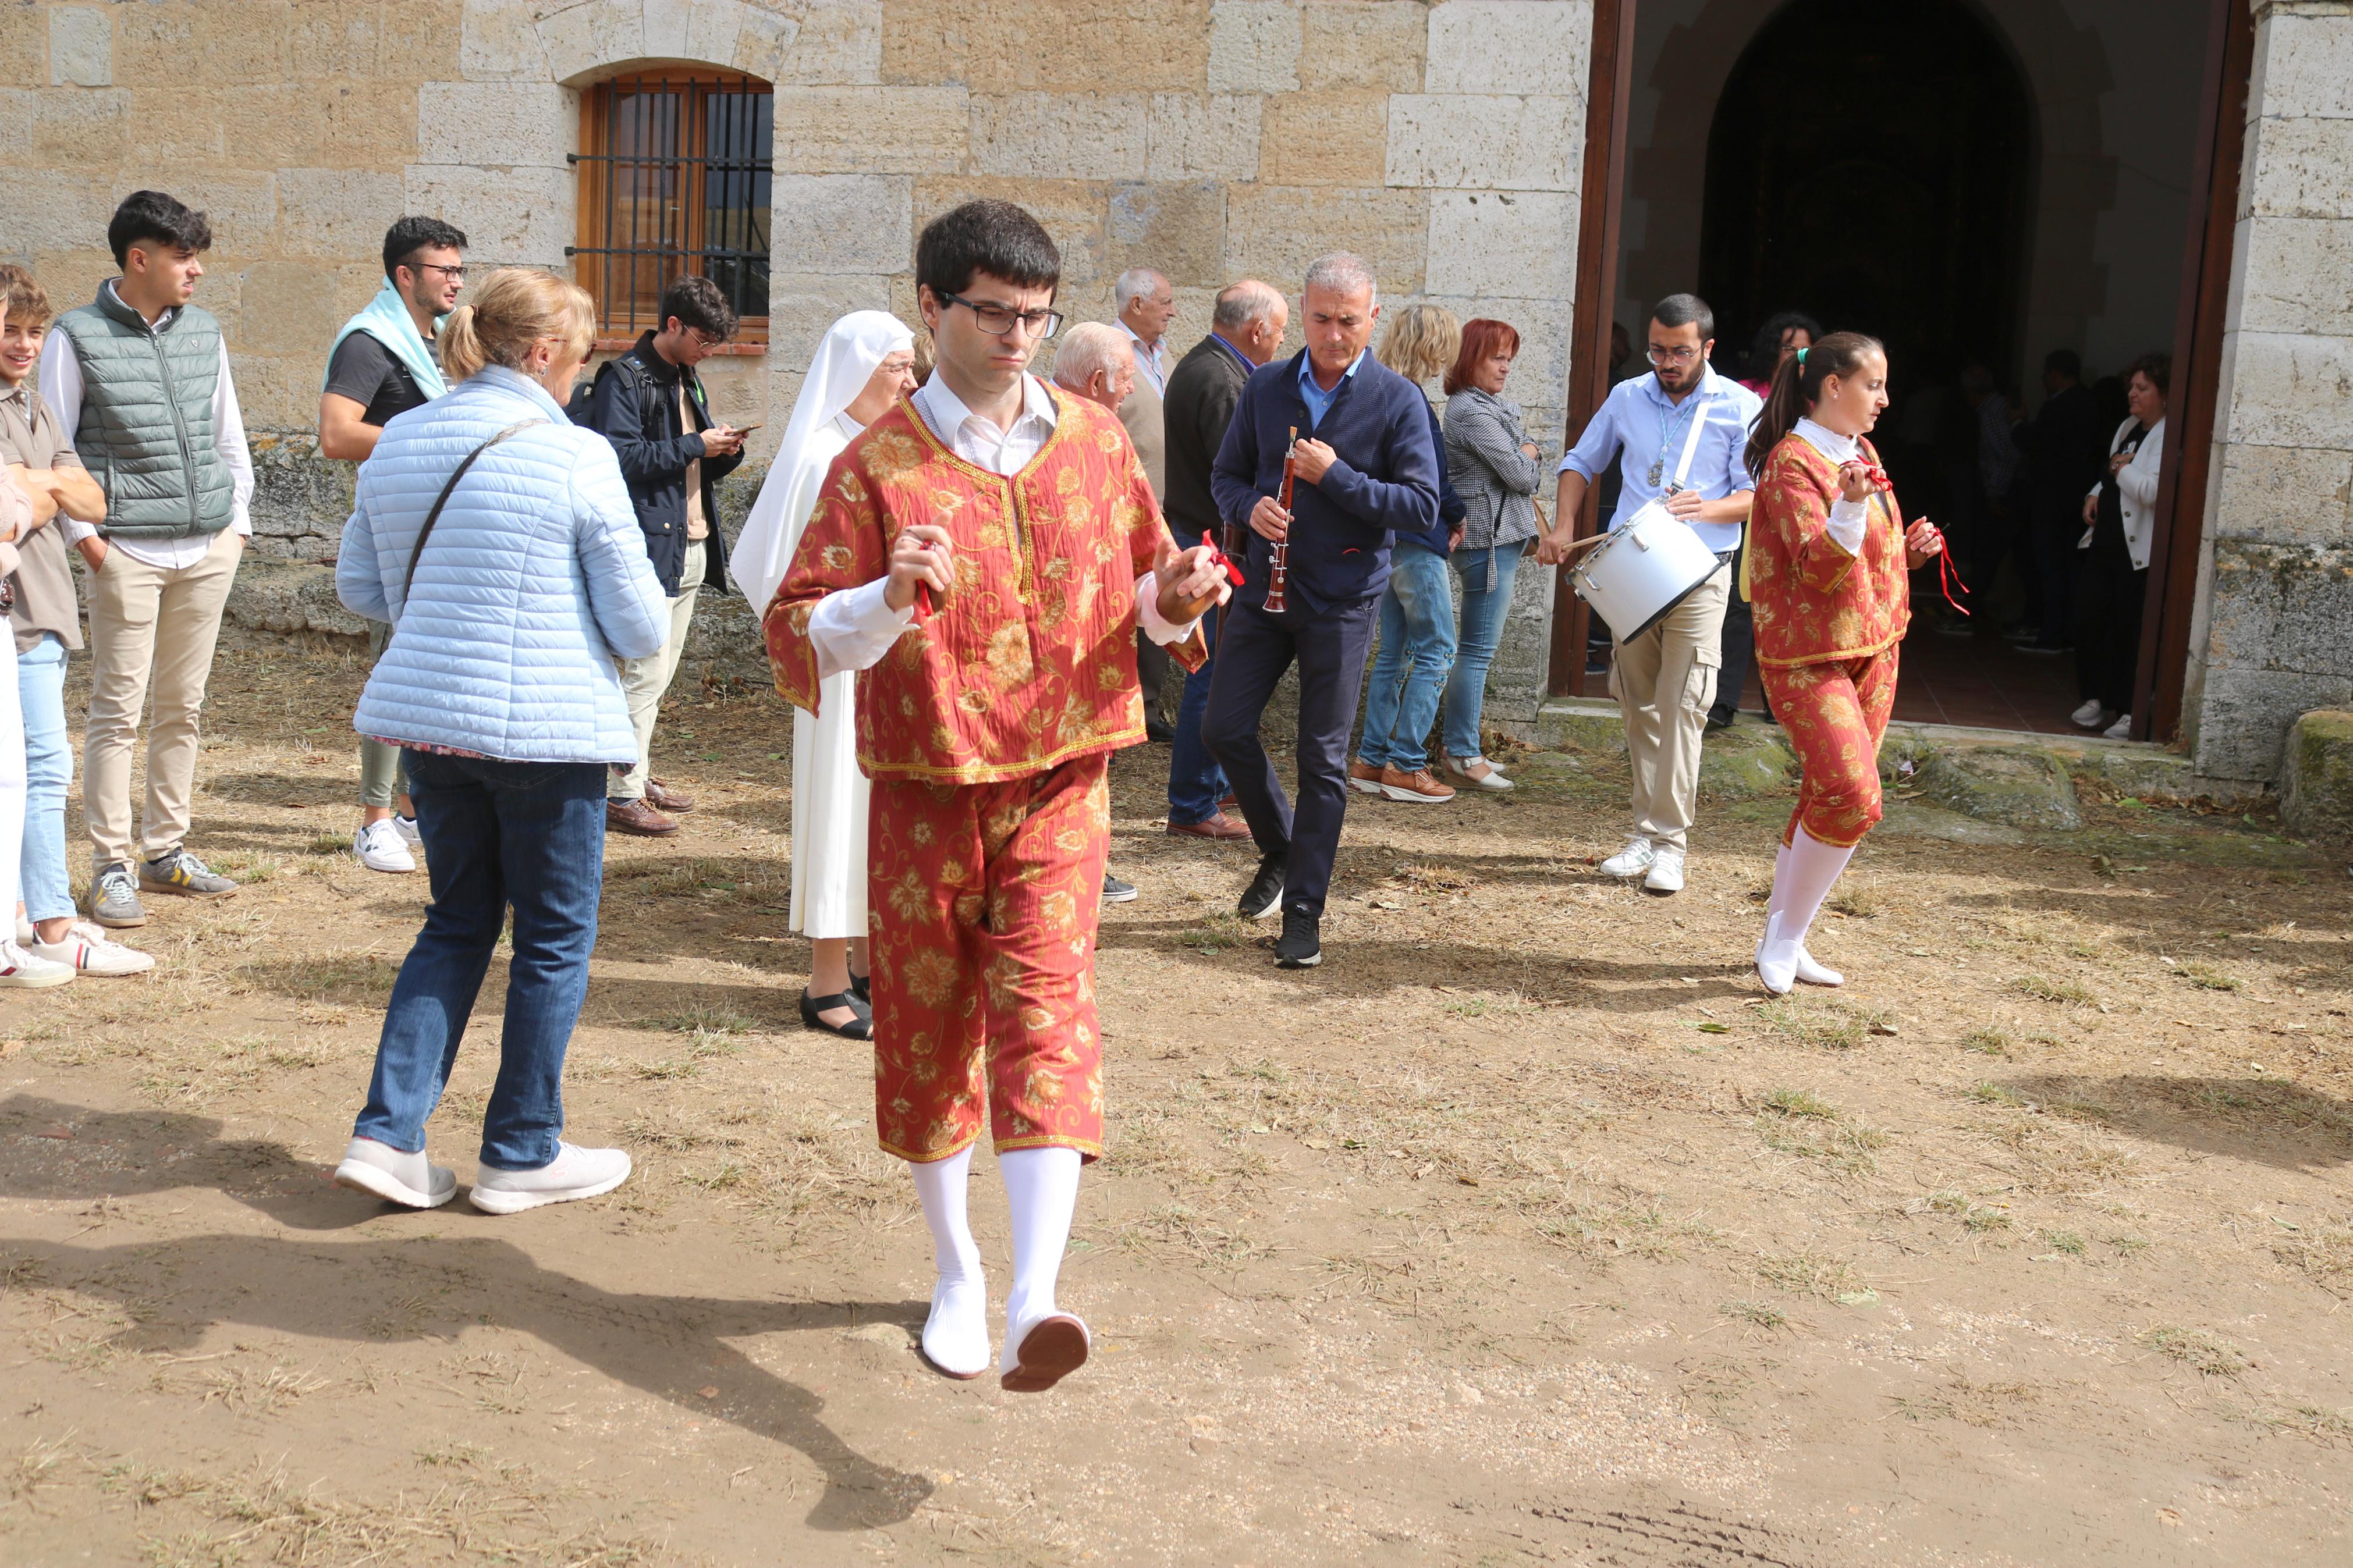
[354,751,609,1170]
[1166,605,1231,824]
[1444,539,1527,760]
[1355,543,1457,772]
[17,635,73,925]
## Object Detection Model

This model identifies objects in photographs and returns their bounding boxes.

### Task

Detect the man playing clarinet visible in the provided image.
[1204,254,1442,970]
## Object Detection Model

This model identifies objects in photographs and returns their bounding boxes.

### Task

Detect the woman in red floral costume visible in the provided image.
[1742,332,1944,994]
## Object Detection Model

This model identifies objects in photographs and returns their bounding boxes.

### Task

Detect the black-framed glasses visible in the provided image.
[941,291,1063,339]
[414,262,467,283]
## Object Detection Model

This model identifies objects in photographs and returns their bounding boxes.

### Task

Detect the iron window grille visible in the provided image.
[569,70,773,346]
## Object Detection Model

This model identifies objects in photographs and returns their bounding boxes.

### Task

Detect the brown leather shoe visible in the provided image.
[1346,760,1385,796]
[606,798,681,837]
[645,777,696,813]
[1166,812,1251,841]
[1378,766,1456,803]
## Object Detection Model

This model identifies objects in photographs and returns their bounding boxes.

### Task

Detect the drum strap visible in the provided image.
[1669,396,1711,490]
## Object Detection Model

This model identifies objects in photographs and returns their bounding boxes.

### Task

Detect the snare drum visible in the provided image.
[1570,502,1724,642]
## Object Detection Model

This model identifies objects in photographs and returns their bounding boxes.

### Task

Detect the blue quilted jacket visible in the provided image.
[337,365,669,763]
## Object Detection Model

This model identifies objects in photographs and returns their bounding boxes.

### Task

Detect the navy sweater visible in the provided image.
[1210,350,1442,615]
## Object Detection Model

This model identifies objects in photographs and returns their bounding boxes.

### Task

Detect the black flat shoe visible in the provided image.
[800,989,872,1040]
[849,972,870,1003]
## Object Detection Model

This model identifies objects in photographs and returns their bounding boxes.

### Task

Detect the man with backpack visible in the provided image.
[576,276,748,837]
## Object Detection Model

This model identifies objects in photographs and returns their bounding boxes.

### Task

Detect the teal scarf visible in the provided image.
[322,280,448,400]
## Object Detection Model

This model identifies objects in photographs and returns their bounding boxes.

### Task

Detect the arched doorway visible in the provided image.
[1698,0,2033,402]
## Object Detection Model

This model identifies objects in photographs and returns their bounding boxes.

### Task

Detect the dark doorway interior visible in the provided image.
[1699,0,2068,729]
[1699,0,2033,413]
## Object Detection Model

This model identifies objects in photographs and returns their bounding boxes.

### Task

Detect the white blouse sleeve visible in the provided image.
[808,579,915,679]
[1823,496,1869,556]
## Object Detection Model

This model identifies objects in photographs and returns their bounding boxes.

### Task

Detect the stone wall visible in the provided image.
[1,0,1593,717]
[2180,0,2353,781]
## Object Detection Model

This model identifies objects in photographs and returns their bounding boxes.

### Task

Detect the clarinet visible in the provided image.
[1264,425,1298,614]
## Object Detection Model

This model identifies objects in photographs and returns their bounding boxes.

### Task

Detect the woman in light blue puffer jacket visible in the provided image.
[331,268,668,1219]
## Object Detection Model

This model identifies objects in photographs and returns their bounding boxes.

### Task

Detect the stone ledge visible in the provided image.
[1502,700,2270,827]
[2280,709,2353,838]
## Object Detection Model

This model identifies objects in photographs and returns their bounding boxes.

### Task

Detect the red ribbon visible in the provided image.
[1932,543,1971,617]
[1201,531,1245,588]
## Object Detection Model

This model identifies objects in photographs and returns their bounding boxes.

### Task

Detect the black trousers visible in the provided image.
[1135,629,1173,728]
[1201,593,1380,921]
[2075,556,2148,713]
[1711,549,1755,724]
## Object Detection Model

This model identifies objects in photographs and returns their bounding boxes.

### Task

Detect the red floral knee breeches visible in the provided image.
[1760,648,1899,849]
[867,756,1111,1164]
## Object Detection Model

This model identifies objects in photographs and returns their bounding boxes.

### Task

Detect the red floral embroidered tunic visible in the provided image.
[1747,433,1910,669]
[764,389,1203,784]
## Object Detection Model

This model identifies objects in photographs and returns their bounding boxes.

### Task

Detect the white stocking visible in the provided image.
[1758,835,1844,987]
[1758,826,1854,993]
[999,1146,1082,1370]
[909,1146,989,1377]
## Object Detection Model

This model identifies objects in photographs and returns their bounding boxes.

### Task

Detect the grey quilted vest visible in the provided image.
[52,284,237,540]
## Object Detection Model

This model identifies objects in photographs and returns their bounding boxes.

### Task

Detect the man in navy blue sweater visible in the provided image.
[1205,254,1440,969]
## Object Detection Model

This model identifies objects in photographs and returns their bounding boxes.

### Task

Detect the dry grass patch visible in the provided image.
[2175,961,2242,993]
[2013,974,2098,1007]
[1754,1087,1889,1175]
[2137,1325,2251,1378]
[1756,1249,1867,1301]
[1758,997,1894,1051]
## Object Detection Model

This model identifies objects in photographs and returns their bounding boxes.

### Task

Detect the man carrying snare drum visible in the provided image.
[1536,293,1761,895]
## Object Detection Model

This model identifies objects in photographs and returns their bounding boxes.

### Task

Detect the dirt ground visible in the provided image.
[2,639,2350,1567]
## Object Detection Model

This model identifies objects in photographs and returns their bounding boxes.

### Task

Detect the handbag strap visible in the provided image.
[400,419,545,608]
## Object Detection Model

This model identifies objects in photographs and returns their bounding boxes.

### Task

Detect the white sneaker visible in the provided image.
[469,1141,632,1214]
[2103,712,2132,740]
[2071,698,2107,728]
[354,820,417,874]
[921,1274,992,1380]
[1642,843,1685,895]
[391,814,423,847]
[1598,835,1654,879]
[333,1136,456,1208]
[0,939,74,988]
[26,920,155,977]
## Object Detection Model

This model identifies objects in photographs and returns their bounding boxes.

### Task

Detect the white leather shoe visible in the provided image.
[999,1309,1091,1393]
[1755,933,1844,987]
[2070,698,2107,728]
[2103,712,2132,740]
[920,1273,991,1380]
[1598,835,1654,879]
[1755,913,1798,995]
[1642,844,1685,895]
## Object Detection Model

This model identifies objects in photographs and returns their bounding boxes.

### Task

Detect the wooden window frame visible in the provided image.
[570,67,772,351]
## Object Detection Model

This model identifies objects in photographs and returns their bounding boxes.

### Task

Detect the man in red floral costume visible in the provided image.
[765,200,1227,1391]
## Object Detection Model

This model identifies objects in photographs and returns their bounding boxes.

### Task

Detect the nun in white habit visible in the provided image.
[731,310,917,1039]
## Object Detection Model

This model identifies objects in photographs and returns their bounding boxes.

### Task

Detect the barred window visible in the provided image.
[571,70,772,346]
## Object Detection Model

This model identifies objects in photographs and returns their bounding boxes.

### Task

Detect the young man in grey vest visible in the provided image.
[38,190,254,928]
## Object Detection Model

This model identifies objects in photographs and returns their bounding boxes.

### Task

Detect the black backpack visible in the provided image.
[565,351,664,433]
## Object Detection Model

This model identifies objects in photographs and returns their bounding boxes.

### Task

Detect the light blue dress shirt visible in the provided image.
[1558,365,1763,553]
[1297,347,1367,432]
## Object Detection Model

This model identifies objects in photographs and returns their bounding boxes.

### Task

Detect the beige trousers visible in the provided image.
[612,541,705,802]
[83,528,243,868]
[1607,560,1729,849]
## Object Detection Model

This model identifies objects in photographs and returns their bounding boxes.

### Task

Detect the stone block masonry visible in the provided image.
[2182,0,2353,784]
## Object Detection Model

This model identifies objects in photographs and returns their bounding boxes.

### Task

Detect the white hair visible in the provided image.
[1303,252,1377,307]
[1052,321,1130,393]
[1115,267,1169,311]
[1213,279,1284,332]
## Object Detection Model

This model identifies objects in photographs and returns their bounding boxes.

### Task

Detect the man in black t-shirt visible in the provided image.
[319,215,468,874]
